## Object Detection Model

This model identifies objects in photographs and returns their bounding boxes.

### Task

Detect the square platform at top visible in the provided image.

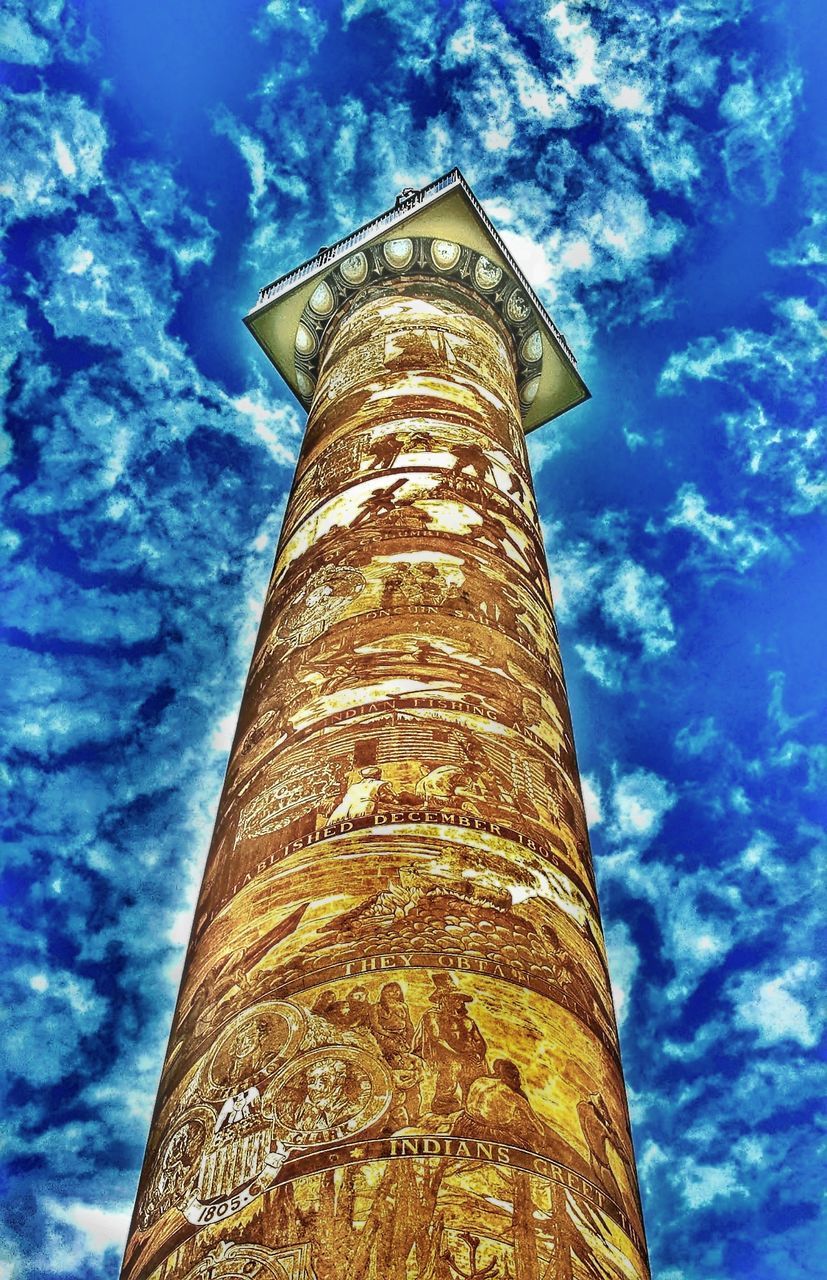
[244,168,589,434]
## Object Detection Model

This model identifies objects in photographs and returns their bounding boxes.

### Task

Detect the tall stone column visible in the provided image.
[122,185,649,1280]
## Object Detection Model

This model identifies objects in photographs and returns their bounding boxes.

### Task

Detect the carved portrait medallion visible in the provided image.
[267,1045,393,1148]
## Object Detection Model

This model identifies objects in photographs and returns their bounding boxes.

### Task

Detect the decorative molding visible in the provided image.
[292,235,544,415]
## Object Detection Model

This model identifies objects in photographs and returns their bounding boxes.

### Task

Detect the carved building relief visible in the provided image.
[122,242,648,1280]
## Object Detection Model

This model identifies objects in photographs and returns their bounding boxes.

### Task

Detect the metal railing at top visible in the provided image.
[254,170,459,307]
[251,168,576,367]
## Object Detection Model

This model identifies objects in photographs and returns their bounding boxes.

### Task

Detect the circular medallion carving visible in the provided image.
[295,368,315,399]
[431,239,461,271]
[506,290,530,323]
[206,1001,307,1099]
[340,251,368,284]
[267,1045,392,1148]
[178,1242,304,1280]
[520,374,541,406]
[383,238,415,269]
[474,255,502,290]
[308,280,335,316]
[277,563,366,647]
[294,322,316,356]
[137,1106,214,1228]
[521,329,542,363]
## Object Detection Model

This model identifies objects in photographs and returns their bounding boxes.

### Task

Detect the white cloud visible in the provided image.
[719,63,802,205]
[605,921,639,1027]
[623,425,646,450]
[602,807,824,1014]
[769,172,827,270]
[601,559,675,656]
[575,642,623,689]
[526,432,564,474]
[2,965,107,1086]
[545,532,604,623]
[660,294,826,515]
[574,185,682,274]
[211,710,238,753]
[547,1,599,95]
[546,522,677,668]
[580,773,603,827]
[641,117,703,195]
[666,483,781,571]
[675,715,719,757]
[0,1,89,67]
[122,160,218,271]
[230,390,302,464]
[731,960,823,1048]
[609,83,649,113]
[621,857,736,998]
[681,1159,743,1209]
[0,90,106,230]
[42,1199,131,1266]
[609,767,676,844]
[501,226,558,291]
[256,0,327,51]
[0,10,50,64]
[767,669,812,736]
[739,831,783,879]
[561,237,594,270]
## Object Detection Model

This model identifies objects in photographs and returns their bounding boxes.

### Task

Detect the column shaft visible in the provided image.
[122,274,649,1280]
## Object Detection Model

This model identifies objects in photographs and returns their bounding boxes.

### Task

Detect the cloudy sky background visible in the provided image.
[1,0,825,1275]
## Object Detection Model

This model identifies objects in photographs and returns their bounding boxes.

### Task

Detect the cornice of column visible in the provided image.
[292,236,542,416]
[244,169,590,433]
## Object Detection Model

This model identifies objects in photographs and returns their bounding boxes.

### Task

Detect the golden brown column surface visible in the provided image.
[123,243,649,1280]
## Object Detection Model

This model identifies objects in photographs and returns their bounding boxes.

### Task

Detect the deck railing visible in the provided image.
[251,168,576,366]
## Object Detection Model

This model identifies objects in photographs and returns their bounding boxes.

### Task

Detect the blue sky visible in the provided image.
[1,0,825,1276]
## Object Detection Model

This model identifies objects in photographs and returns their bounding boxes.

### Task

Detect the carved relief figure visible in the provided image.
[413,975,487,1114]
